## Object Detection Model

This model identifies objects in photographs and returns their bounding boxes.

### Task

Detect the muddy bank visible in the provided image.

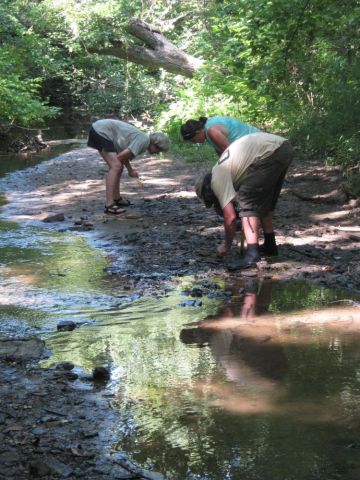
[1,146,359,292]
[0,338,163,480]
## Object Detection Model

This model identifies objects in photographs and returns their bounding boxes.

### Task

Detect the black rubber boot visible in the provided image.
[228,244,260,271]
[259,233,278,256]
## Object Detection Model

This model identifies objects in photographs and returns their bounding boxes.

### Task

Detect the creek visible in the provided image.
[1,147,360,480]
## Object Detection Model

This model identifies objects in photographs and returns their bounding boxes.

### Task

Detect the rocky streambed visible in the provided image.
[0,146,359,479]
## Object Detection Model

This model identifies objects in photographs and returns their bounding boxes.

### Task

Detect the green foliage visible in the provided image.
[189,0,360,168]
[0,1,60,128]
[1,0,359,172]
[156,0,360,170]
[0,75,58,126]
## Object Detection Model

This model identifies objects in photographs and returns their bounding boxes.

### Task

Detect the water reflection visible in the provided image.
[180,280,360,419]
[0,143,84,178]
[110,280,360,480]
[180,281,288,397]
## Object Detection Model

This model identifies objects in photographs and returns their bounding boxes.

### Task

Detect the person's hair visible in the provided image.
[196,172,217,209]
[180,117,208,140]
[149,132,170,152]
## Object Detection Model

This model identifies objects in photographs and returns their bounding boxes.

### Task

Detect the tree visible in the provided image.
[1,0,359,171]
[89,19,203,78]
[0,1,59,128]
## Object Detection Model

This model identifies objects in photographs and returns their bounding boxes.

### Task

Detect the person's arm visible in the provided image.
[117,149,139,177]
[217,202,237,256]
[207,126,230,155]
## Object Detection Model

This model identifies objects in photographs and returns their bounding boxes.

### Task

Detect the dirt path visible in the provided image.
[2,146,359,293]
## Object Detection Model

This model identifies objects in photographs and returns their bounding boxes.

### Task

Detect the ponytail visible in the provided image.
[180,117,208,140]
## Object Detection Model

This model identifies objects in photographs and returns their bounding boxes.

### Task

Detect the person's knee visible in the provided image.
[109,161,124,174]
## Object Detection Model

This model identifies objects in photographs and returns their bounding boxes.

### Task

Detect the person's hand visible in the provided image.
[216,243,229,256]
[128,169,139,178]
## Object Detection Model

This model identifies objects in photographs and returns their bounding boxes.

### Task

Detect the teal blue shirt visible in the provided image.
[205,116,260,151]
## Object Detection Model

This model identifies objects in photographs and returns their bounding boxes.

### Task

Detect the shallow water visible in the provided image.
[0,143,84,178]
[1,153,360,479]
[110,281,360,480]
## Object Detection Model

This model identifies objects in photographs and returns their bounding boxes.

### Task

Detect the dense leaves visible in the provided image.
[165,0,360,167]
[0,0,359,169]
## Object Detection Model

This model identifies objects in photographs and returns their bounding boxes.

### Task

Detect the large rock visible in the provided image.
[0,337,45,360]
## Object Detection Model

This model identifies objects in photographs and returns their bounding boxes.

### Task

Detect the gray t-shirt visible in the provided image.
[92,119,150,156]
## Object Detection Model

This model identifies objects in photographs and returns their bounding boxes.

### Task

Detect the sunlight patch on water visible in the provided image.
[0,217,133,339]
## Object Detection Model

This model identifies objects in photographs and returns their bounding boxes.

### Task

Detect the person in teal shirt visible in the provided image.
[180,116,260,155]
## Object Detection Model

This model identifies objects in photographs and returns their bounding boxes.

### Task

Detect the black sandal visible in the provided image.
[104,202,126,215]
[114,197,131,207]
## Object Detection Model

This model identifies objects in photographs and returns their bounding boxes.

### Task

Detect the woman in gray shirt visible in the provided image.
[88,119,169,214]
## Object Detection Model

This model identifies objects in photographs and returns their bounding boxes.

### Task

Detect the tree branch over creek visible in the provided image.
[88,19,203,77]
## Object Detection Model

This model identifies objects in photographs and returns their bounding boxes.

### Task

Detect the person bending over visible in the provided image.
[87,118,170,214]
[194,132,294,269]
[180,116,260,156]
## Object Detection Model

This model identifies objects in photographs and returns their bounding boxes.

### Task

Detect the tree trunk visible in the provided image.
[89,19,203,78]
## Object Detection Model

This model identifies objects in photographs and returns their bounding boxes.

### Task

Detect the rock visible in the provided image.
[92,366,111,382]
[111,453,165,480]
[74,219,93,227]
[178,300,203,308]
[42,213,65,223]
[258,261,271,271]
[80,429,99,439]
[55,361,75,371]
[0,451,19,466]
[207,291,232,299]
[181,288,203,297]
[29,456,73,478]
[125,213,143,219]
[57,321,77,332]
[63,371,78,381]
[0,337,45,361]
[190,288,203,297]
[68,224,94,231]
[79,373,95,382]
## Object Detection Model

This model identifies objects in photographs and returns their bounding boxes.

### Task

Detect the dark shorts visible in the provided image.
[234,141,294,218]
[87,126,116,152]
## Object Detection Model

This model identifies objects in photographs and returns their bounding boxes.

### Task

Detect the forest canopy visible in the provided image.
[0,0,359,168]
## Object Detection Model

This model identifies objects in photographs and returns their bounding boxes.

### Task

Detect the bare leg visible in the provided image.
[100,150,123,205]
[242,216,260,245]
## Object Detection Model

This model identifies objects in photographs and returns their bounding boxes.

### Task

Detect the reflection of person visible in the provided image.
[195,132,294,268]
[180,116,260,156]
[180,281,287,387]
[87,119,170,214]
